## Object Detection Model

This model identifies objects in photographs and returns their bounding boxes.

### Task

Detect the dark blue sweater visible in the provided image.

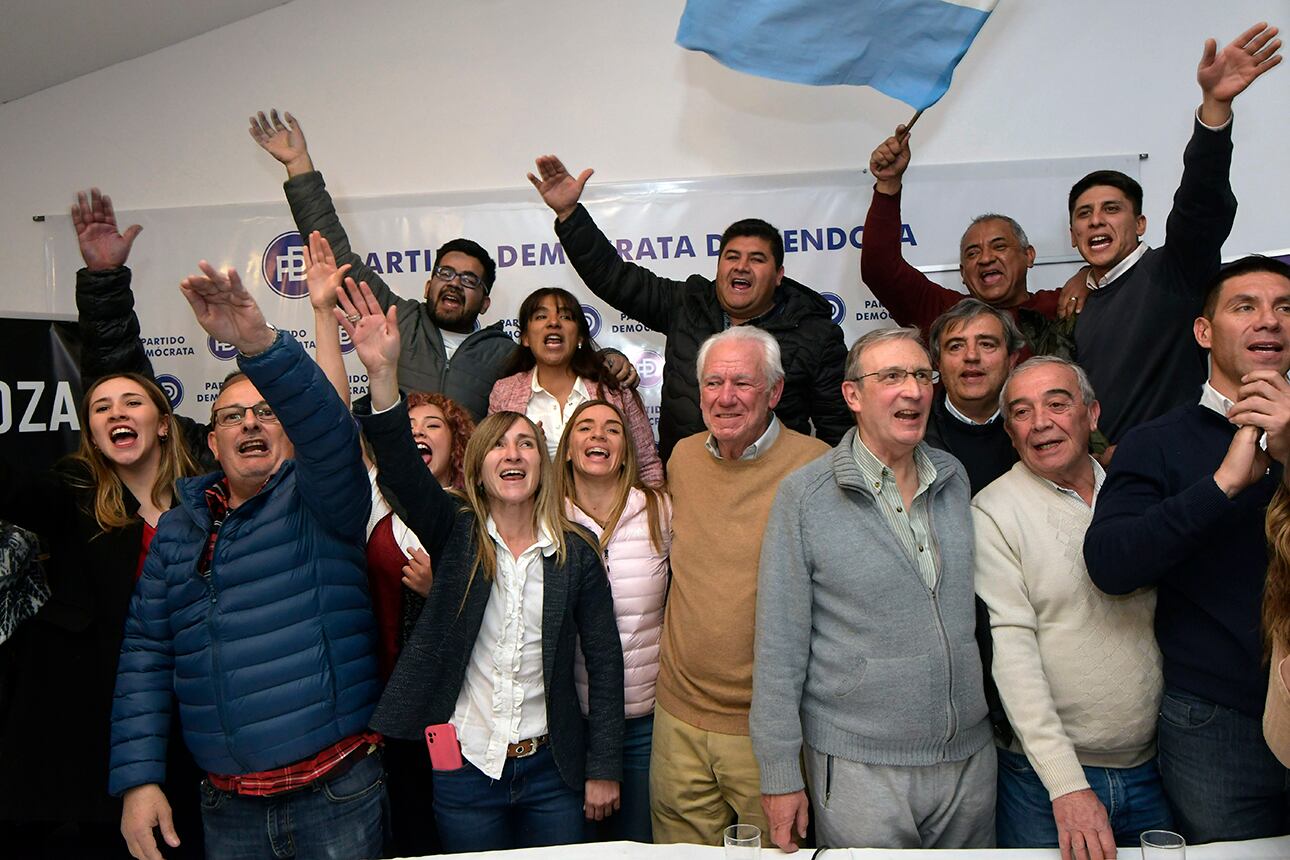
[1084,403,1278,716]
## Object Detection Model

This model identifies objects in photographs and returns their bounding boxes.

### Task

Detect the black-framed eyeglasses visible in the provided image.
[212,401,279,427]
[432,265,485,292]
[847,367,939,387]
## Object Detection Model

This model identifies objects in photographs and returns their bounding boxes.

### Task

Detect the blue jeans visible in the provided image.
[996,747,1172,848]
[199,753,388,860]
[433,743,585,852]
[1156,686,1290,843]
[587,713,653,844]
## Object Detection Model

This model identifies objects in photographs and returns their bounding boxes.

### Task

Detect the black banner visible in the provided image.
[0,318,83,474]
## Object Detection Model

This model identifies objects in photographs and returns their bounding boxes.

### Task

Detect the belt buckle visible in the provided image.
[514,738,539,758]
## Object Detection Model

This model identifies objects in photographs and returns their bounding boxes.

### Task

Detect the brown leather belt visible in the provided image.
[506,735,549,758]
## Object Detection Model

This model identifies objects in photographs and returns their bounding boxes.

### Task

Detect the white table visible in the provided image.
[404,834,1290,859]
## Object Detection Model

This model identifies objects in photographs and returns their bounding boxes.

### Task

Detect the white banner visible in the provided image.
[42,155,1140,423]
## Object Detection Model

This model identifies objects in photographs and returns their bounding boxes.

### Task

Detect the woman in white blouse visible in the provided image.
[340,280,625,853]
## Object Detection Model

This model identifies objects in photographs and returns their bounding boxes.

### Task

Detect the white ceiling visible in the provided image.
[0,0,294,104]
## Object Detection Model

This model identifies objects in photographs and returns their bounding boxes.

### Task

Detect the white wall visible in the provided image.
[1,0,1286,317]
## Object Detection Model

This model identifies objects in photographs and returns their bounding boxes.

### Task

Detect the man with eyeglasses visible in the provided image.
[111,263,385,860]
[753,326,994,851]
[250,110,516,419]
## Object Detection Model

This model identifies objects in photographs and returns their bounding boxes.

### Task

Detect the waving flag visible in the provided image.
[676,0,997,110]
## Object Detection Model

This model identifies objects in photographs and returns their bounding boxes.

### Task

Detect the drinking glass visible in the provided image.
[1141,829,1186,858]
[724,823,761,859]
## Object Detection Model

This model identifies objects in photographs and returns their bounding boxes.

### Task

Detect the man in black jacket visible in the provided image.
[529,155,851,461]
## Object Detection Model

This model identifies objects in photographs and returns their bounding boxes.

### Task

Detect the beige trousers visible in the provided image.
[649,704,769,845]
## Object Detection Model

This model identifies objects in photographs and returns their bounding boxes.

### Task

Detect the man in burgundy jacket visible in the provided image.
[860,126,1080,359]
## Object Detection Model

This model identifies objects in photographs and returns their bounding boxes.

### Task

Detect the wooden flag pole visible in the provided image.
[899,108,924,141]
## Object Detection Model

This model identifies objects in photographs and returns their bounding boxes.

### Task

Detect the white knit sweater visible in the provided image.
[972,460,1162,800]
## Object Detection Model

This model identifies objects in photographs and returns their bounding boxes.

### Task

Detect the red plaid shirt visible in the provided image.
[207,732,383,796]
[199,480,381,796]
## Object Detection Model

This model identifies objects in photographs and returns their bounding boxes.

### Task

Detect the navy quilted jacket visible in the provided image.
[108,332,378,794]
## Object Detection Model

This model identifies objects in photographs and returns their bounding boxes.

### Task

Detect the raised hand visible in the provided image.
[528,154,594,221]
[302,231,350,313]
[179,262,275,355]
[869,125,912,195]
[72,188,142,271]
[248,109,313,175]
[336,277,401,409]
[1198,23,1282,124]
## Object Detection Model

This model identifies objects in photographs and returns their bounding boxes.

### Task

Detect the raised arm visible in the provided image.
[302,230,353,408]
[250,110,411,317]
[859,128,959,338]
[340,280,457,563]
[1161,24,1281,291]
[1197,22,1281,127]
[71,188,154,383]
[532,155,687,334]
[178,263,369,537]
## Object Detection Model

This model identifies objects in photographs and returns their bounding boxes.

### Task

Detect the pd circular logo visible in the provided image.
[581,304,602,339]
[636,349,664,388]
[207,336,238,361]
[339,325,356,355]
[155,373,184,408]
[821,292,846,326]
[262,232,308,299]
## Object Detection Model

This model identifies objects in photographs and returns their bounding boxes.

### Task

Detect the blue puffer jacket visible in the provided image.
[108,332,378,794]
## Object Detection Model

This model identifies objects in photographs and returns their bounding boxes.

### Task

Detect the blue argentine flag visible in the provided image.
[676,0,997,110]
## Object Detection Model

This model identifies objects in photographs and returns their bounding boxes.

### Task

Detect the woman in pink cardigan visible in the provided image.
[489,287,664,486]
[554,399,671,844]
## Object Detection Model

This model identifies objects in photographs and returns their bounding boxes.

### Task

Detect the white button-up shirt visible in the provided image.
[527,373,592,459]
[451,520,555,778]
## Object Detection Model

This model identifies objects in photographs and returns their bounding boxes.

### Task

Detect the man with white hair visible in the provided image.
[753,327,993,851]
[973,356,1168,858]
[650,326,830,845]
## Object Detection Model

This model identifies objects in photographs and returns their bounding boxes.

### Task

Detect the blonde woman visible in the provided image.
[339,280,624,852]
[554,399,671,843]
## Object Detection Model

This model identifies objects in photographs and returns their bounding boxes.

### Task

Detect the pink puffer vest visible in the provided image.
[570,488,671,718]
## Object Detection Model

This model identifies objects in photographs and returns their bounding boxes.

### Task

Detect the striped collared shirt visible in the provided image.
[851,434,940,588]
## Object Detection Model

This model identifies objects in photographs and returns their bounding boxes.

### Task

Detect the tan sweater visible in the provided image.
[973,461,1162,800]
[1265,639,1290,768]
[657,428,830,734]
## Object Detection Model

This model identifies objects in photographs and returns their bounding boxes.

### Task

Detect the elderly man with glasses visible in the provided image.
[752,326,995,851]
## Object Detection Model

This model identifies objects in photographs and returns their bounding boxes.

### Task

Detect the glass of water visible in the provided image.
[1141,829,1186,858]
[724,823,761,859]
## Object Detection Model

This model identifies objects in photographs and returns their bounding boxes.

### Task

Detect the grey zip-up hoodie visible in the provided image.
[751,430,991,795]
